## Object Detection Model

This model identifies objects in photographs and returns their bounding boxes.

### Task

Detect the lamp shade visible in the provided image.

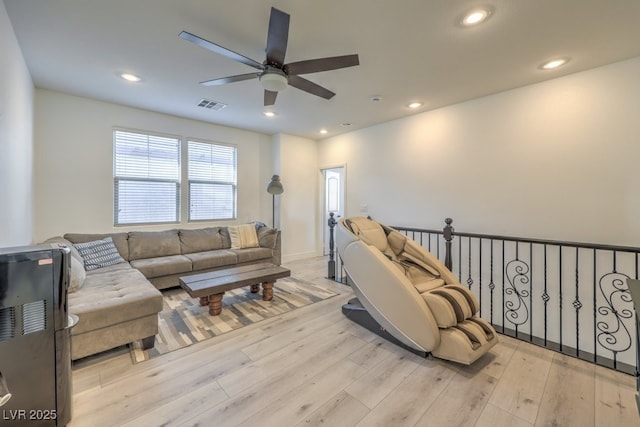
[266,175,284,195]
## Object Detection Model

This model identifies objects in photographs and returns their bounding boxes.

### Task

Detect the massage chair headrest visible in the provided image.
[345,217,390,252]
[345,217,408,258]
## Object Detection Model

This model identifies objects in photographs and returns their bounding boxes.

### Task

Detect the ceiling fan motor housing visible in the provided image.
[260,68,288,92]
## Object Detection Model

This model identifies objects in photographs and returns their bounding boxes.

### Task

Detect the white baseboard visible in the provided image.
[282,250,322,264]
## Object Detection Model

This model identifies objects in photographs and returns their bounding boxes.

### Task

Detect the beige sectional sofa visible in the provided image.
[50,225,281,360]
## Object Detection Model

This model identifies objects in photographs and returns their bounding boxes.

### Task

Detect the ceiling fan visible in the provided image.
[179,7,360,106]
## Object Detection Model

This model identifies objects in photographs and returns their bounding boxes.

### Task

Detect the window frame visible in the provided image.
[113,128,182,226]
[186,138,238,222]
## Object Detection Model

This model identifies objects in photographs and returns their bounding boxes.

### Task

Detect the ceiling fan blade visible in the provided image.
[284,54,360,75]
[200,73,259,86]
[264,90,278,106]
[265,8,290,66]
[179,31,264,70]
[288,75,335,100]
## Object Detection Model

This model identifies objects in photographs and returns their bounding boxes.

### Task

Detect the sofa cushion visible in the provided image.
[184,250,238,270]
[128,230,181,261]
[73,237,127,271]
[65,232,129,260]
[232,247,273,264]
[129,254,192,279]
[68,266,163,335]
[179,227,228,253]
[229,224,260,249]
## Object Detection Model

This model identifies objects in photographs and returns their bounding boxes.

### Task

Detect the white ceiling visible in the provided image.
[5,0,640,140]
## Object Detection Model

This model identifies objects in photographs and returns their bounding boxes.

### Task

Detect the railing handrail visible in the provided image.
[389,225,443,235]
[391,224,640,254]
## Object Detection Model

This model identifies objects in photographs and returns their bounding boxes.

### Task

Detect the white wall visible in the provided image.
[0,3,34,247]
[274,133,320,261]
[319,57,640,247]
[33,89,273,242]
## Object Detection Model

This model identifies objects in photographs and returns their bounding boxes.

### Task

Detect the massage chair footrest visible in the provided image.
[342,297,429,358]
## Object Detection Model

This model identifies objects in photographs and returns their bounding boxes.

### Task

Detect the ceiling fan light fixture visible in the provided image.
[260,71,288,92]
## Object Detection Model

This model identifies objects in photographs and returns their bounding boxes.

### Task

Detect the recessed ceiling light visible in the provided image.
[120,73,141,82]
[540,58,570,70]
[408,102,423,109]
[263,111,276,117]
[319,129,328,135]
[341,123,352,127]
[461,7,492,27]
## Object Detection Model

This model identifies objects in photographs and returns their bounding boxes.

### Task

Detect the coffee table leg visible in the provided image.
[208,292,224,316]
[250,284,260,293]
[199,296,209,306]
[262,281,274,301]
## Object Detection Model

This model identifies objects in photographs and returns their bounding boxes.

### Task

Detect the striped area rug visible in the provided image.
[130,276,338,363]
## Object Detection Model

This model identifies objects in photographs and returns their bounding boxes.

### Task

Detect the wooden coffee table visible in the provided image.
[179,263,291,316]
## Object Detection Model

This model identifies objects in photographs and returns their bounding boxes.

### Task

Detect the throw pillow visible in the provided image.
[73,237,126,271]
[68,255,87,293]
[257,226,278,248]
[228,224,260,249]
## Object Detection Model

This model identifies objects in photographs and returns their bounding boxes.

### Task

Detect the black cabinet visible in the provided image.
[0,245,73,426]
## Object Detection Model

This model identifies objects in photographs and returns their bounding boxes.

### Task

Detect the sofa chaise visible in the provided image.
[48,224,281,360]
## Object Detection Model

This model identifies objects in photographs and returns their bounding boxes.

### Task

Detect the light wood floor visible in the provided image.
[69,256,639,427]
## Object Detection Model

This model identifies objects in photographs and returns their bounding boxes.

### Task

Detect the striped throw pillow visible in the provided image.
[228,224,260,249]
[74,237,126,271]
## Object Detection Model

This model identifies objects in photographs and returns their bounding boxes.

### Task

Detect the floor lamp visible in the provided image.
[266,175,284,228]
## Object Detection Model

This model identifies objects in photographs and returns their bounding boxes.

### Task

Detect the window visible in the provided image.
[188,140,237,221]
[113,130,181,225]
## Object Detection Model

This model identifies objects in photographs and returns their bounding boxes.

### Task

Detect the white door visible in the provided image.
[322,166,345,255]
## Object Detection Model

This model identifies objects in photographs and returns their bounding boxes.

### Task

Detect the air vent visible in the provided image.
[0,307,15,341]
[197,99,227,111]
[22,300,46,335]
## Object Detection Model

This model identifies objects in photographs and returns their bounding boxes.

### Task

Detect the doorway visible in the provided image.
[322,166,345,256]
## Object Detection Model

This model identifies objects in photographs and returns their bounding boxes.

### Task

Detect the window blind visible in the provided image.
[114,130,181,225]
[188,140,237,221]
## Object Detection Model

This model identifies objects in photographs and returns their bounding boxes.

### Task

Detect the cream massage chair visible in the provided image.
[337,217,497,364]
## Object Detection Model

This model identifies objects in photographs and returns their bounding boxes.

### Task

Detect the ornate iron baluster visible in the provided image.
[542,245,549,346]
[489,239,495,325]
[596,252,633,368]
[443,218,453,271]
[573,247,582,356]
[327,212,337,279]
[505,243,531,332]
[467,236,473,290]
[530,242,533,342]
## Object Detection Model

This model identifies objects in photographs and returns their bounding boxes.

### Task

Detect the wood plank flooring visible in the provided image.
[69,256,640,427]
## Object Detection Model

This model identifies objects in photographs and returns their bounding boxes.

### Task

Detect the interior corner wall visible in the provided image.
[0,3,34,247]
[318,57,640,247]
[275,133,320,262]
[33,89,273,242]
